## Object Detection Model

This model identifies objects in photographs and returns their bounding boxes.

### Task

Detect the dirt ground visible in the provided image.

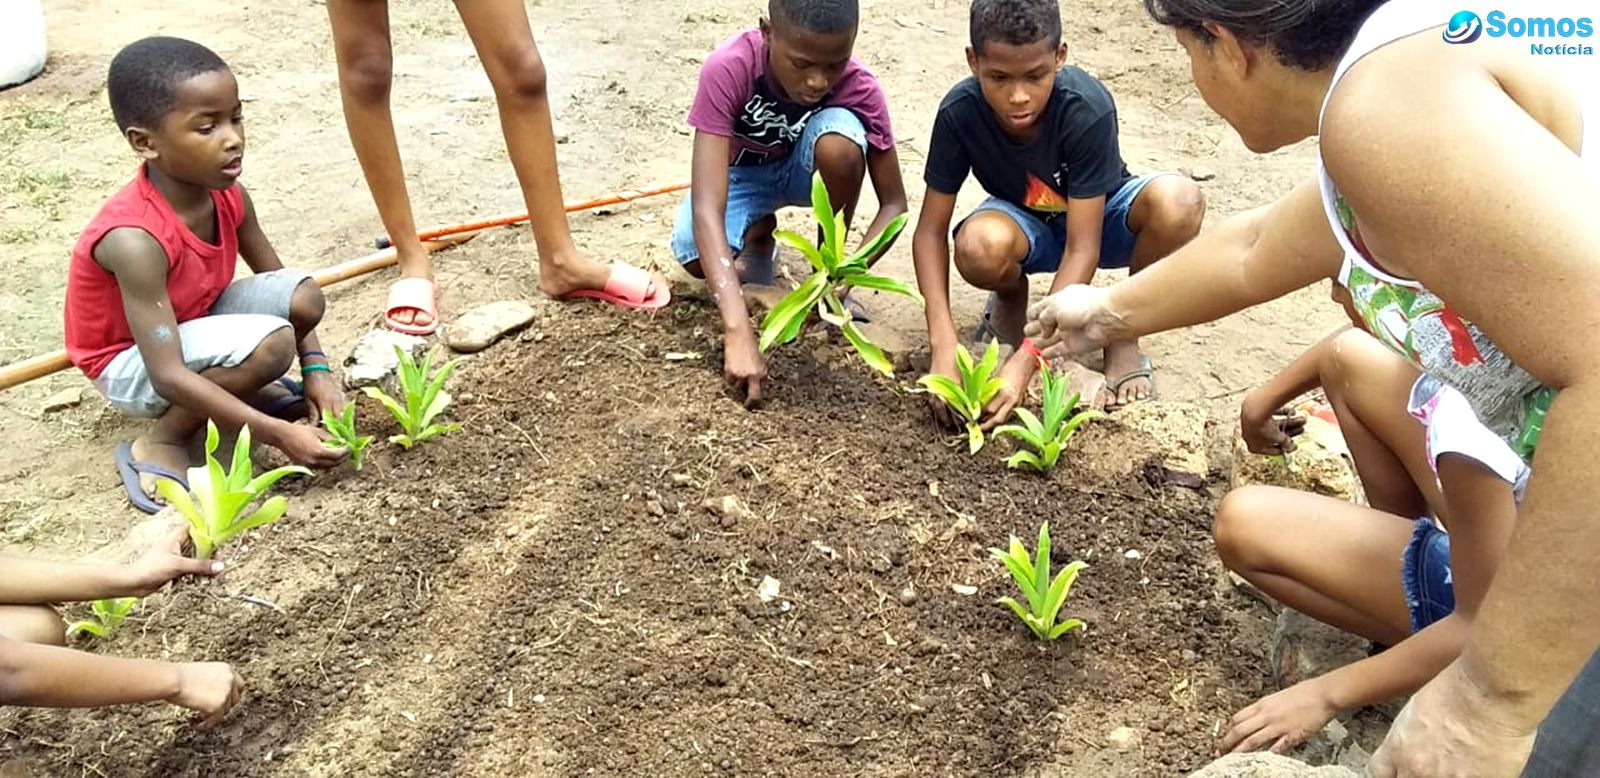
[0,0,1353,775]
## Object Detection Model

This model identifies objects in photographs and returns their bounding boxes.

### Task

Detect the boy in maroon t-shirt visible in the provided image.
[672,0,909,406]
[65,37,347,513]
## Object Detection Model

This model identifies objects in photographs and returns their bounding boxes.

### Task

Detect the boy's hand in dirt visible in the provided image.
[1221,679,1339,755]
[168,661,246,729]
[302,371,345,424]
[925,347,962,430]
[275,423,347,469]
[1241,394,1307,455]
[124,523,225,594]
[979,351,1037,431]
[724,330,768,409]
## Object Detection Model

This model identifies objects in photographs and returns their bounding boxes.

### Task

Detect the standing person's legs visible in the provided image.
[452,0,667,300]
[326,0,438,332]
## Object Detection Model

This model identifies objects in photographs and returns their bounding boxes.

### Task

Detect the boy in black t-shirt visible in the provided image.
[911,0,1204,425]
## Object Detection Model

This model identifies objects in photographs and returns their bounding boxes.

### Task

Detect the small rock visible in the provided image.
[757,576,782,603]
[898,586,918,606]
[645,500,665,517]
[701,495,755,526]
[345,329,428,389]
[1107,726,1143,753]
[1188,753,1359,777]
[1180,649,1199,665]
[446,301,536,354]
[951,583,978,596]
[671,473,694,488]
[1188,166,1218,182]
[42,387,83,413]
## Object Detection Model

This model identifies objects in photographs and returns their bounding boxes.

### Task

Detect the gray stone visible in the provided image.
[1188,753,1359,777]
[445,301,536,354]
[1107,726,1142,753]
[345,329,428,389]
[42,387,83,413]
[1272,609,1371,689]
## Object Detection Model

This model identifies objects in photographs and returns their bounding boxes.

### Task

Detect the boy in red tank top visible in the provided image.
[65,37,347,513]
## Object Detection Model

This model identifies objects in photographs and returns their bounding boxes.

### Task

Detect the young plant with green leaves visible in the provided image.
[918,339,1006,454]
[154,421,310,560]
[66,597,138,640]
[995,363,1103,472]
[363,346,462,449]
[758,172,921,376]
[989,522,1088,641]
[322,402,375,470]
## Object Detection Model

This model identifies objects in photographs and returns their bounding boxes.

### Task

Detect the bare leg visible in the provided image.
[453,0,665,298]
[130,327,297,500]
[1215,486,1418,647]
[952,211,1031,346]
[0,605,67,647]
[1320,329,1442,519]
[1102,176,1205,406]
[326,0,435,328]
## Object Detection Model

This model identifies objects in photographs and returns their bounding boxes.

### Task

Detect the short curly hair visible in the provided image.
[770,0,859,34]
[970,0,1062,55]
[107,37,230,132]
[1143,0,1385,70]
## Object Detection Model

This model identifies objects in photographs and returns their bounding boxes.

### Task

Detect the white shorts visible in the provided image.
[93,269,309,418]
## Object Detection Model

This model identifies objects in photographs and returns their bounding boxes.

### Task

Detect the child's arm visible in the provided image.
[1050,196,1108,292]
[1223,456,1518,754]
[854,146,910,265]
[1239,326,1351,455]
[0,524,222,604]
[94,229,339,467]
[0,638,242,726]
[235,187,342,421]
[690,130,765,407]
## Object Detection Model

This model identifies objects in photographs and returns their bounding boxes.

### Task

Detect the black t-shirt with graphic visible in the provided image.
[924,67,1130,218]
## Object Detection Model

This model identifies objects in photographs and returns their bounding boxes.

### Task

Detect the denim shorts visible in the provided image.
[93,269,309,417]
[954,173,1174,273]
[670,106,868,264]
[1401,518,1456,634]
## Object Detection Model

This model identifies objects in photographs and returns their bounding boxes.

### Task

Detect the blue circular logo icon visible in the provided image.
[1443,11,1484,43]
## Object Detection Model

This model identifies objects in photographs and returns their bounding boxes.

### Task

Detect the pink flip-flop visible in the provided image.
[384,277,440,336]
[561,262,671,311]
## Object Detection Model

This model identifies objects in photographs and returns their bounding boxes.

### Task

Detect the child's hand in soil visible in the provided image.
[1240,394,1307,455]
[724,329,768,409]
[168,661,246,729]
[124,523,225,595]
[276,423,348,469]
[979,351,1038,431]
[302,371,346,424]
[925,347,963,430]
[1220,679,1338,755]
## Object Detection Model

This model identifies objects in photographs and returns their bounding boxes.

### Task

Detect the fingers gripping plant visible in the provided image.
[995,363,1103,472]
[322,403,375,470]
[758,172,922,376]
[66,597,138,640]
[990,522,1089,641]
[155,421,311,560]
[363,346,462,450]
[918,340,1006,453]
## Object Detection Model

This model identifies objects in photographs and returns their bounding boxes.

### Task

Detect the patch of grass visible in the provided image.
[1,170,75,221]
[0,227,39,244]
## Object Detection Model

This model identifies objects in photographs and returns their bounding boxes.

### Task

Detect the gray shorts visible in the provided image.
[94,269,311,418]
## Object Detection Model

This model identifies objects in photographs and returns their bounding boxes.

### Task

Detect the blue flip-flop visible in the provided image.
[263,377,307,420]
[114,441,189,515]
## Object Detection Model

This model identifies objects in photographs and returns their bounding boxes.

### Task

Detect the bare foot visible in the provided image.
[130,434,194,503]
[1100,340,1153,409]
[387,249,437,328]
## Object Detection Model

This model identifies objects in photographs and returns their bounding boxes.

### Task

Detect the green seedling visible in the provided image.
[918,340,1006,453]
[758,172,921,376]
[362,346,462,449]
[989,522,1088,641]
[995,364,1103,472]
[155,421,311,560]
[66,597,138,640]
[322,402,375,470]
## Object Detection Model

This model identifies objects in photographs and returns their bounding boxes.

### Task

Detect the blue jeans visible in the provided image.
[1401,518,1456,634]
[954,173,1173,273]
[671,107,868,264]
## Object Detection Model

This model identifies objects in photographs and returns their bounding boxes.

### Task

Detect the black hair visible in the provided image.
[1143,0,1385,70]
[769,0,859,34]
[969,0,1063,55]
[107,37,230,132]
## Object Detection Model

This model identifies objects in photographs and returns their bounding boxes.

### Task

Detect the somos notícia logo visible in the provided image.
[1445,10,1596,54]
[1444,11,1484,43]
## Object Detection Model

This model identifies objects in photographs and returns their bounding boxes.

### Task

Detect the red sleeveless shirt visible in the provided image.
[64,165,244,379]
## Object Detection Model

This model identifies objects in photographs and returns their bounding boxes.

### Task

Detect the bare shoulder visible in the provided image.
[91,227,168,276]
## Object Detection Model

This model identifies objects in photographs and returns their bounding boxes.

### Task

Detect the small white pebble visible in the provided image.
[533,694,547,704]
[1124,550,1143,560]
